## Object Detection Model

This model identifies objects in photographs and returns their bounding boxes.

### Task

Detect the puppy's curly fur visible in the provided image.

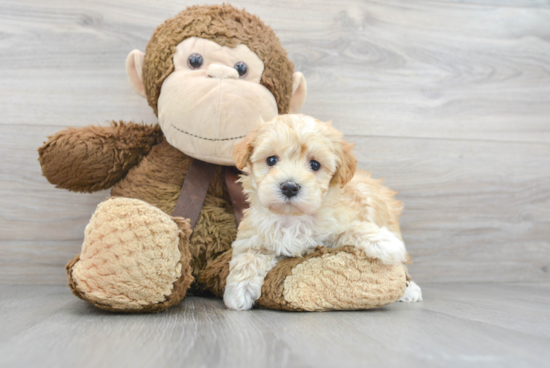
[224,114,422,310]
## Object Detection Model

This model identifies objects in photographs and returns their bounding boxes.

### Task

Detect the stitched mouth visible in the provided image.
[170,124,246,141]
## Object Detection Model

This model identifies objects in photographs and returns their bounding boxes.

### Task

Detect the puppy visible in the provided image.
[224,114,422,310]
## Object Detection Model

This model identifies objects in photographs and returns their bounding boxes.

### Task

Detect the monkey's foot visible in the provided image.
[258,246,407,311]
[200,246,407,311]
[66,197,193,313]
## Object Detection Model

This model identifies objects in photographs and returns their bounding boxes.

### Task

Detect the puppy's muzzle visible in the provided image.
[280,181,300,198]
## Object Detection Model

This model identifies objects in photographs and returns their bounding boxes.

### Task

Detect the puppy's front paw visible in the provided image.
[223,280,261,311]
[398,280,423,302]
[364,228,407,265]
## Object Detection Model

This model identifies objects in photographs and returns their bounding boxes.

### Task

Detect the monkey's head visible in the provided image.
[126,4,307,165]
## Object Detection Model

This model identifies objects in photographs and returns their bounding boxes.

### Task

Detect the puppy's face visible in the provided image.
[233,115,357,216]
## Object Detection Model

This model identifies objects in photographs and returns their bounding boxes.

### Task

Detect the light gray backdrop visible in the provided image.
[1,0,549,285]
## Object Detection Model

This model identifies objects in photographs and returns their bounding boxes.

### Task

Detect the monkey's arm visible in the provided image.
[38,121,163,192]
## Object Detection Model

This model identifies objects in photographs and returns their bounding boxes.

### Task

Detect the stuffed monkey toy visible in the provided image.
[38,4,409,313]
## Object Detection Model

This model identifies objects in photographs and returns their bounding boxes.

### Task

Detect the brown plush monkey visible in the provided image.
[38,4,408,313]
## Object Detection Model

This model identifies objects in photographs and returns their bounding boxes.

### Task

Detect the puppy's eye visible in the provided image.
[188,53,203,69]
[310,160,321,171]
[234,61,248,78]
[266,156,278,166]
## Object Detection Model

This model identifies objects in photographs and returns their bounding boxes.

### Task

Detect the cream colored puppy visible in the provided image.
[224,114,422,310]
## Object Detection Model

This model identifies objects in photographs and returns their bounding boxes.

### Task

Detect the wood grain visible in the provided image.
[0,0,549,285]
[0,284,549,368]
[2,0,550,143]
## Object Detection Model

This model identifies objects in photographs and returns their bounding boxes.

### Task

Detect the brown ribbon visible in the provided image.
[223,166,249,227]
[172,159,248,231]
[172,159,216,229]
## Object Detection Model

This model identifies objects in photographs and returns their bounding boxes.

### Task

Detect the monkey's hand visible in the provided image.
[38,121,162,192]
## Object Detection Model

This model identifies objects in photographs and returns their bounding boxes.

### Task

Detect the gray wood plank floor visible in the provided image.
[0,283,549,368]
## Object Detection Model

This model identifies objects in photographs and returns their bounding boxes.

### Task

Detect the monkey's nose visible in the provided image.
[280,181,300,198]
[207,64,239,79]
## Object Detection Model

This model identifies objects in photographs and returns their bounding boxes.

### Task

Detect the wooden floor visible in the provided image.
[0,283,549,368]
[0,0,549,367]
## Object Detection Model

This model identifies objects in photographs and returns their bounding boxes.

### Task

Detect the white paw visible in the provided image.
[223,280,262,311]
[398,280,423,302]
[364,228,407,265]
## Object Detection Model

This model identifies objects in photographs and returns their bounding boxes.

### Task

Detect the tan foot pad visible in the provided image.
[67,197,193,313]
[257,246,407,311]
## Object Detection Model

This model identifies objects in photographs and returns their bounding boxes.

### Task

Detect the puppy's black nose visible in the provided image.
[281,181,300,198]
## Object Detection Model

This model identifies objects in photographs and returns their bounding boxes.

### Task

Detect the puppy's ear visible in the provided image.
[233,130,257,170]
[332,141,357,187]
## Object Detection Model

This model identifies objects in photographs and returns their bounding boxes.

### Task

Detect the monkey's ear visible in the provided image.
[233,130,257,170]
[332,141,357,187]
[289,72,307,113]
[126,50,146,98]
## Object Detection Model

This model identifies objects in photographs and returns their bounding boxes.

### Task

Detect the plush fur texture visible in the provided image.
[41,122,410,312]
[41,124,239,305]
[67,198,194,313]
[72,198,183,310]
[281,247,406,311]
[256,246,405,311]
[38,121,162,192]
[143,4,294,115]
[38,4,414,313]
[110,137,237,289]
[200,246,406,311]
[224,115,413,310]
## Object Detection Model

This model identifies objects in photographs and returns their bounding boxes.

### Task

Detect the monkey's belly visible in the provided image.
[110,138,237,279]
[111,138,230,214]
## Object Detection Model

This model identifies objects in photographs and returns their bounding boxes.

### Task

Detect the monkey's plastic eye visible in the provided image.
[267,156,278,166]
[188,53,203,69]
[234,61,248,78]
[310,160,321,171]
